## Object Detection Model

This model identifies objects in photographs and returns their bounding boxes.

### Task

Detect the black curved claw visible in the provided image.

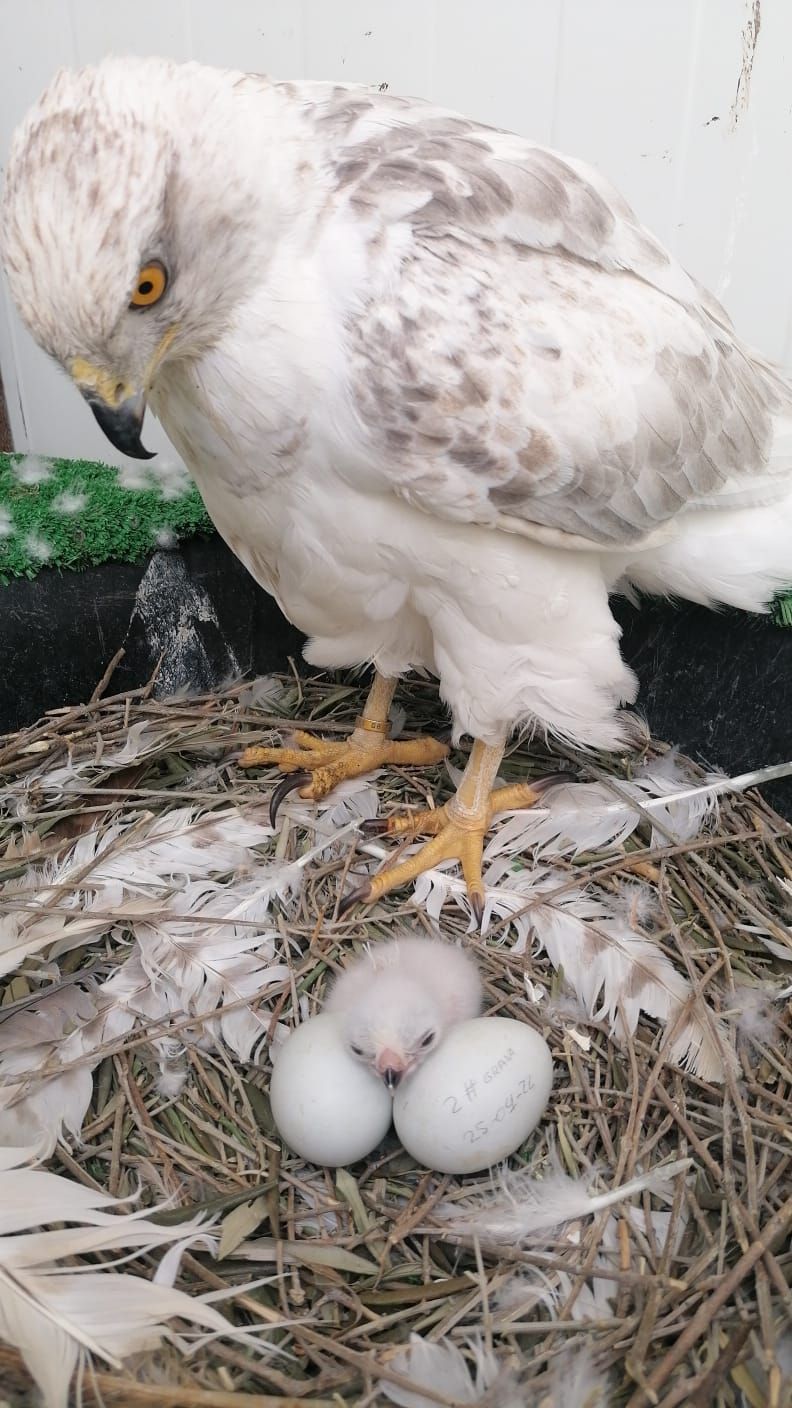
[532,771,578,795]
[469,890,485,930]
[269,770,311,827]
[337,883,373,918]
[358,817,391,838]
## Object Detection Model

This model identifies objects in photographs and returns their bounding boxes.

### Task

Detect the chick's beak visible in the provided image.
[376,1048,408,1090]
[71,358,155,461]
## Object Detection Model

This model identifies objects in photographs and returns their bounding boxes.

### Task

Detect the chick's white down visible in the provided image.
[325,937,483,1088]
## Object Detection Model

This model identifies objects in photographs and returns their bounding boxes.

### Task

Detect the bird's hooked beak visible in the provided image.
[69,331,178,461]
[71,359,154,460]
[87,389,153,459]
[376,1049,409,1090]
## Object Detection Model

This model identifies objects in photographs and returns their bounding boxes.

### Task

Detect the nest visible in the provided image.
[0,669,790,1408]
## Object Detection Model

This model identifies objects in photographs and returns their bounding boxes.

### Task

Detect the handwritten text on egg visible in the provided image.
[441,1045,537,1144]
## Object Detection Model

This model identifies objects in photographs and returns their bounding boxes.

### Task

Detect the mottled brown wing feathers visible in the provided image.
[325,95,792,546]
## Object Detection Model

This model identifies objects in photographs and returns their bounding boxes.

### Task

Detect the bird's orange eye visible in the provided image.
[130,261,167,308]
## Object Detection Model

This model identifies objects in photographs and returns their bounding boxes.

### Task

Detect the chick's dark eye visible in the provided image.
[350,1044,364,1057]
[420,1031,436,1048]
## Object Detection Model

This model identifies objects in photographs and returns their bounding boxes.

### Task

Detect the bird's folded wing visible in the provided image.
[322,91,792,547]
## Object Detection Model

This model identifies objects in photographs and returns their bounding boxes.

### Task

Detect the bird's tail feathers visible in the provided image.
[612,485,792,614]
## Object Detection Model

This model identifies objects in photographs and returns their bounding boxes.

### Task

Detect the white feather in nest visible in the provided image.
[132,875,295,1057]
[0,981,106,1150]
[411,854,733,1080]
[495,1198,688,1330]
[448,1160,688,1333]
[0,805,274,978]
[0,1146,271,1408]
[286,775,381,848]
[535,1348,612,1408]
[63,804,275,891]
[403,758,737,1080]
[740,877,792,962]
[8,719,182,807]
[293,1177,343,1236]
[381,1333,522,1408]
[0,908,292,1153]
[0,807,304,1152]
[435,1157,690,1245]
[0,897,109,983]
[443,752,721,866]
[236,673,291,710]
[523,883,733,1081]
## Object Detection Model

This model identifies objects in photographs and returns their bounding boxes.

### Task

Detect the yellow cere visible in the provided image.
[69,358,132,407]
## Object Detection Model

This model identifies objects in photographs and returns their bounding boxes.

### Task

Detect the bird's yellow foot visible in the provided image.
[343,773,564,924]
[239,727,449,825]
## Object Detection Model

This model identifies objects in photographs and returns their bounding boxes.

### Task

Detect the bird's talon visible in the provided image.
[344,751,562,915]
[241,720,448,820]
[533,771,578,794]
[358,817,392,838]
[269,770,311,826]
[337,884,373,918]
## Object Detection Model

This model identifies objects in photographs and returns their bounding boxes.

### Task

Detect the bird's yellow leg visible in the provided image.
[238,671,448,815]
[343,739,559,922]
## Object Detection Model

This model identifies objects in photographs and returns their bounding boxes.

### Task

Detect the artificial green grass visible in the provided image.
[773,594,792,627]
[0,453,213,583]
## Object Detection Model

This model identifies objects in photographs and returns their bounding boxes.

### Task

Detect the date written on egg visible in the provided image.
[442,1045,537,1144]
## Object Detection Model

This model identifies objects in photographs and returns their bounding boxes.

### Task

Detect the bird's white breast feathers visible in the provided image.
[155,313,638,752]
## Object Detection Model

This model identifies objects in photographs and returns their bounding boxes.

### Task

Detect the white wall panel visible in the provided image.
[1,0,791,466]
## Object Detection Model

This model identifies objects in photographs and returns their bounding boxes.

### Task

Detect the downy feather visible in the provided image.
[536,1347,612,1408]
[435,1157,690,1243]
[495,1262,613,1324]
[381,1333,522,1408]
[726,979,782,1047]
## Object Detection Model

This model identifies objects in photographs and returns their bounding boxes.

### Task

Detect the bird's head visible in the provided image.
[342,974,445,1090]
[1,58,264,459]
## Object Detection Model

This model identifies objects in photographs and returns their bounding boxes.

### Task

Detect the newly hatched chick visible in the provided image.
[325,936,483,1089]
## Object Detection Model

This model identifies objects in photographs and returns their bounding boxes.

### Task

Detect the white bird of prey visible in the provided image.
[4,57,792,919]
[325,936,483,1088]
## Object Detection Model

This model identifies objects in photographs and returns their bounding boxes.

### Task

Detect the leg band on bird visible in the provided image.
[345,740,563,923]
[238,669,448,820]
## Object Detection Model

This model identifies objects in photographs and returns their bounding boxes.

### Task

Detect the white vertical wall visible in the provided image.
[0,0,790,469]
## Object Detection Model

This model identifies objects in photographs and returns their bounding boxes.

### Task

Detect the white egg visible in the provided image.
[270,1012,393,1166]
[393,1017,553,1174]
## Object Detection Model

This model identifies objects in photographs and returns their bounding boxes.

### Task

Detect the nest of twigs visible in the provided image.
[0,669,790,1408]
